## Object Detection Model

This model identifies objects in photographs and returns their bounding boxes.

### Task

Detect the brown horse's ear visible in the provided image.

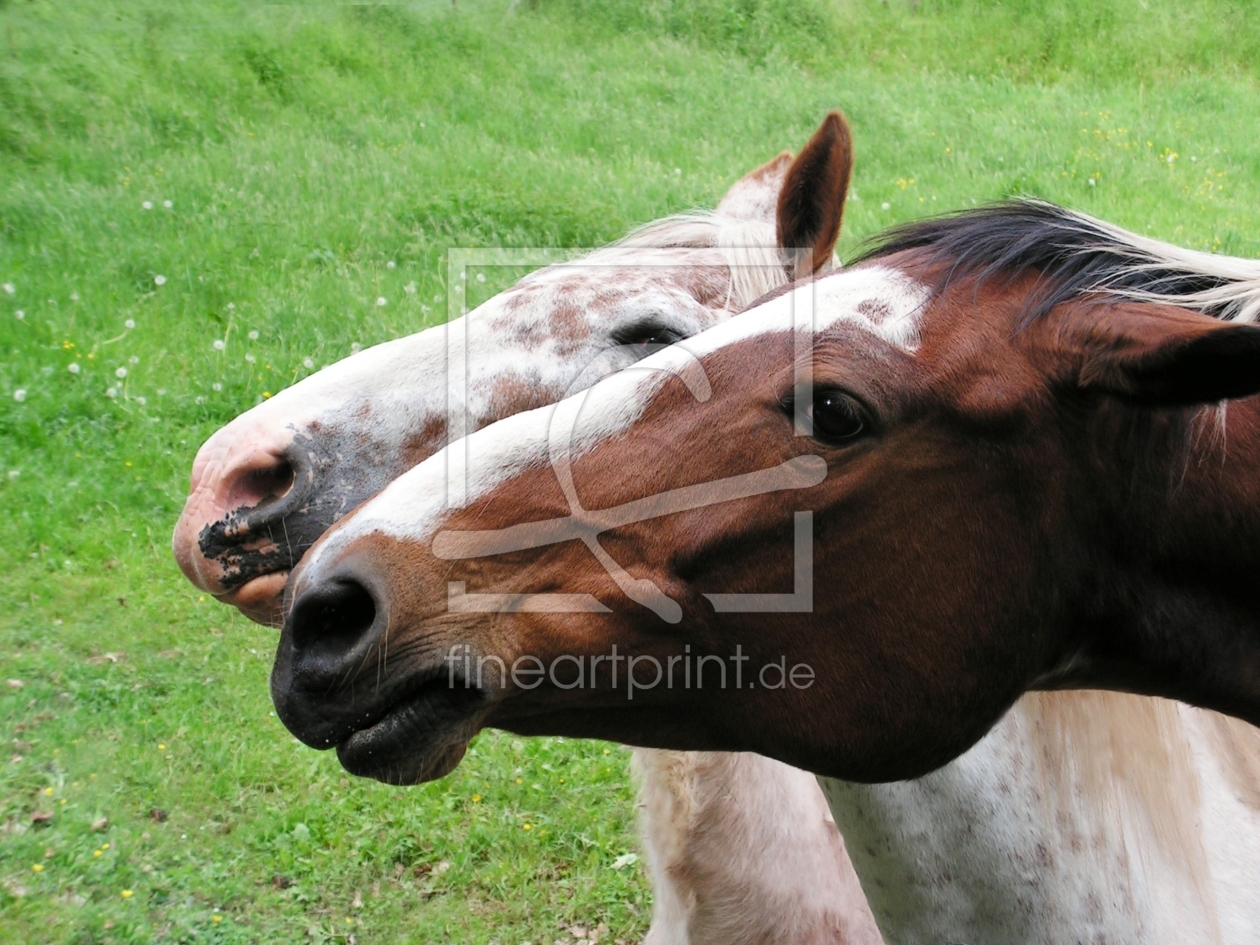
[1067,303,1260,406]
[776,110,854,279]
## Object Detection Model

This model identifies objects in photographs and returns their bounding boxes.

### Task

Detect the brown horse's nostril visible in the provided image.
[231,459,296,509]
[288,578,379,669]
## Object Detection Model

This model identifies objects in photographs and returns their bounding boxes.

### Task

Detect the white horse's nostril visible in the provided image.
[231,459,296,509]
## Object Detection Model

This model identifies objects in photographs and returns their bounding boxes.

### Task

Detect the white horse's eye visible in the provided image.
[612,321,685,352]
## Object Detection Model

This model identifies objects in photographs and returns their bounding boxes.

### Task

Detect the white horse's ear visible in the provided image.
[715,150,796,223]
[776,110,854,279]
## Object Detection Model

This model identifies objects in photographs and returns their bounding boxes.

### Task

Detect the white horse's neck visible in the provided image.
[820,690,1260,944]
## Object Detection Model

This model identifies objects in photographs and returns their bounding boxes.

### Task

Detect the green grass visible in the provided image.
[1,0,1258,941]
[1,574,645,943]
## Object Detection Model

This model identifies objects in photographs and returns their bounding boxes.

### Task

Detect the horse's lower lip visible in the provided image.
[334,676,487,785]
[217,572,289,626]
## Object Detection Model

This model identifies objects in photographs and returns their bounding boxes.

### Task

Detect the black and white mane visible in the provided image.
[856,199,1260,325]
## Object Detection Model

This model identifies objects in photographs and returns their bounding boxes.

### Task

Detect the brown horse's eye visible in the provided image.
[808,390,866,445]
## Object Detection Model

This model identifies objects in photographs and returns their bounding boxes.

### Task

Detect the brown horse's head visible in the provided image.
[172,113,853,626]
[274,202,1260,785]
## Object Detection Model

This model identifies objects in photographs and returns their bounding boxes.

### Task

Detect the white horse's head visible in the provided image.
[172,112,854,625]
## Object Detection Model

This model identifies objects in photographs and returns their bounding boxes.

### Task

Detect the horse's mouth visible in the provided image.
[217,571,289,626]
[334,673,489,785]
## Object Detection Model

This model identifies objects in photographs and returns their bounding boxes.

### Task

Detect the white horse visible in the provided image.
[175,113,881,944]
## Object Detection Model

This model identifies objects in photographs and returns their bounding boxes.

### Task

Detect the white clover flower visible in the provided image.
[13,389,26,402]
[14,310,24,320]
[154,275,166,286]
[227,302,235,310]
[212,382,222,392]
[1088,178,1096,186]
[194,395,205,404]
[142,201,153,210]
[7,470,18,481]
[70,292,80,301]
[351,342,362,354]
[386,261,396,269]
[115,367,127,379]
[674,168,682,175]
[245,353,255,363]
[163,200,173,209]
[404,282,416,295]
[124,319,135,329]
[135,396,146,405]
[475,273,486,283]
[68,363,80,374]
[2,283,14,295]
[128,356,139,365]
[248,330,259,340]
[881,202,891,210]
[303,358,314,369]
[212,339,225,351]
[106,387,118,398]
[433,294,442,302]
[376,297,387,306]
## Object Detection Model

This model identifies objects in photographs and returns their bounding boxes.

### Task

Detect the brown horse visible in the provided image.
[265,200,1260,942]
[276,199,1260,782]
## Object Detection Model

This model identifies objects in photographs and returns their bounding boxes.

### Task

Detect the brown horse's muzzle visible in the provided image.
[272,553,489,784]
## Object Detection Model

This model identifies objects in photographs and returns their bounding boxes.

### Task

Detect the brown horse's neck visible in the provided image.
[1061,397,1260,726]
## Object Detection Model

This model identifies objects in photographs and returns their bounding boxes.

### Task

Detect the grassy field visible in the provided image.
[1,0,1258,941]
